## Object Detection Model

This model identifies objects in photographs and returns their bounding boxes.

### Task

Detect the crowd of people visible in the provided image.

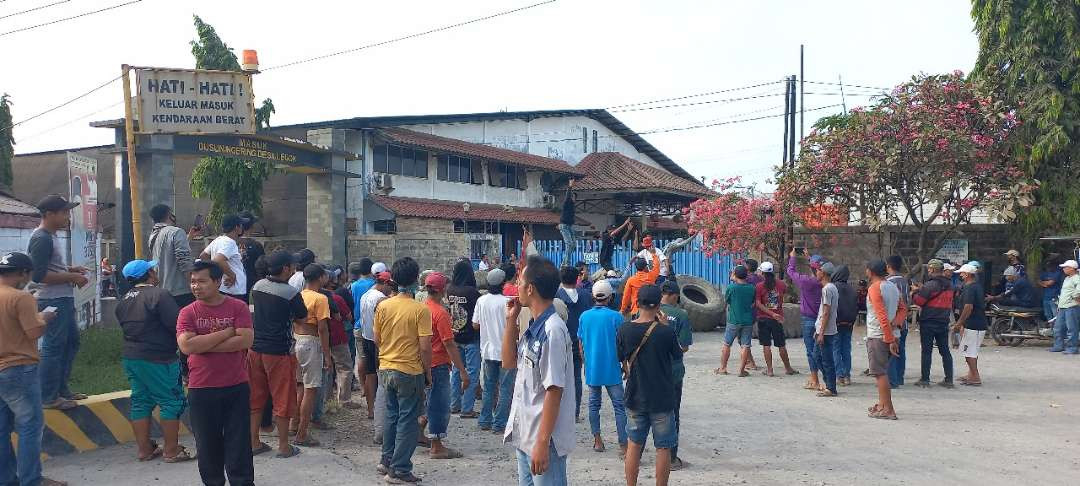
[2,195,1080,486]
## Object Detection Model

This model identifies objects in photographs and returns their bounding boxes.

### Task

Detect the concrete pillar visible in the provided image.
[135,134,175,249]
[306,128,347,263]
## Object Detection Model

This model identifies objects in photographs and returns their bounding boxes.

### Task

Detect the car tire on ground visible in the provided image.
[676,274,725,332]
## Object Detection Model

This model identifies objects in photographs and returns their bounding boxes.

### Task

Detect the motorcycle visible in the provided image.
[987,303,1052,346]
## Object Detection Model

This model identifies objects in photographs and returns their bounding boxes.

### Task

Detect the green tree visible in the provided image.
[972,0,1080,262]
[0,94,14,192]
[188,15,274,227]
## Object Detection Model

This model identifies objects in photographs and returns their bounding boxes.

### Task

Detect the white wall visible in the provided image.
[0,227,38,255]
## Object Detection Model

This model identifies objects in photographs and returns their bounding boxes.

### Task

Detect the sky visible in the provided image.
[1,0,979,189]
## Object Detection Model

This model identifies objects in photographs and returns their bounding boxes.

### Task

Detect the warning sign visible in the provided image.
[136,67,256,134]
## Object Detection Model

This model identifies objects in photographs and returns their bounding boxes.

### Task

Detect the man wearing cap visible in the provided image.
[755,262,798,377]
[813,262,840,397]
[1052,260,1080,354]
[636,236,670,285]
[988,265,1036,308]
[148,204,198,309]
[247,250,307,458]
[717,266,756,377]
[0,252,65,486]
[422,272,469,459]
[659,280,692,470]
[556,265,592,422]
[620,252,661,319]
[28,194,89,410]
[475,268,515,433]
[199,213,249,302]
[577,279,628,456]
[865,260,901,419]
[953,264,988,385]
[788,248,825,391]
[115,260,191,463]
[912,260,955,388]
[617,284,682,486]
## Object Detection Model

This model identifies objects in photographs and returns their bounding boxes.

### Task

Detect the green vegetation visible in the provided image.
[1,93,14,191]
[69,326,128,396]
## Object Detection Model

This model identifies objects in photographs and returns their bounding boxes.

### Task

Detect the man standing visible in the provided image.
[559,180,577,266]
[422,272,470,459]
[636,236,670,286]
[476,269,515,433]
[358,271,393,419]
[754,262,797,377]
[659,280,692,471]
[292,264,333,448]
[28,194,88,410]
[716,266,755,376]
[831,265,859,386]
[1039,259,1065,323]
[237,213,264,298]
[813,263,840,397]
[1052,260,1080,354]
[787,249,824,391]
[954,264,988,385]
[148,204,198,308]
[116,260,191,463]
[618,285,682,486]
[248,251,306,458]
[447,260,482,419]
[504,256,576,485]
[324,270,357,408]
[199,214,249,302]
[865,260,900,420]
[288,249,317,291]
[374,257,432,484]
[176,260,255,486]
[577,279,627,456]
[599,219,633,271]
[912,260,955,388]
[0,252,65,486]
[556,266,591,421]
[885,256,911,389]
[620,253,661,319]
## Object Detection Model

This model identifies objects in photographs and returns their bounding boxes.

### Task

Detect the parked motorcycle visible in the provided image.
[988,304,1052,346]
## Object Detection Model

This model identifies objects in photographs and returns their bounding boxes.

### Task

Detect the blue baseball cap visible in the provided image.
[122,260,158,279]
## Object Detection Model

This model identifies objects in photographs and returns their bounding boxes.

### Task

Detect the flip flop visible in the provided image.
[137,442,163,462]
[429,447,464,459]
[868,404,882,414]
[816,390,837,397]
[786,369,801,375]
[66,393,89,401]
[761,370,774,377]
[803,383,818,390]
[251,442,273,456]
[275,445,302,459]
[593,442,606,453]
[293,436,321,447]
[868,410,898,420]
[961,381,982,386]
[714,369,729,375]
[738,371,750,377]
[163,446,195,463]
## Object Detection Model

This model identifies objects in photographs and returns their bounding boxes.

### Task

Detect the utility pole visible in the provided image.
[800,45,805,146]
[838,74,848,115]
[782,77,791,165]
[788,76,796,170]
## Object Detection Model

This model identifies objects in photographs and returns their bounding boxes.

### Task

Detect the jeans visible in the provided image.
[833,325,853,378]
[672,380,683,460]
[311,367,333,423]
[812,333,838,393]
[37,297,78,403]
[0,364,44,486]
[626,409,677,449]
[379,369,425,477]
[558,223,576,266]
[450,342,481,413]
[516,443,568,486]
[1054,307,1080,353]
[572,340,583,418]
[1044,298,1060,322]
[888,326,909,386]
[587,384,627,446]
[187,383,254,486]
[479,359,516,430]
[801,317,818,372]
[426,364,451,439]
[919,324,953,382]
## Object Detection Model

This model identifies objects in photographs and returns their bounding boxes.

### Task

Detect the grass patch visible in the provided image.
[69,326,128,396]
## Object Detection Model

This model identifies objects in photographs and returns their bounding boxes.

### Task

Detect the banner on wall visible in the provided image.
[67,152,100,329]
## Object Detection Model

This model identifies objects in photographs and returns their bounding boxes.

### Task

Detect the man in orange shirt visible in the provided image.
[620,252,661,318]
[422,272,469,460]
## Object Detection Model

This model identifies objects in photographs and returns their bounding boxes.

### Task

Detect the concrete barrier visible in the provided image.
[9,390,190,460]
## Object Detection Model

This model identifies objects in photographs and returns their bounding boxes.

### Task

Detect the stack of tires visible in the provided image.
[676,274,726,331]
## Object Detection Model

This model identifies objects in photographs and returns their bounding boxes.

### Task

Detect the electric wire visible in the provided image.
[0,0,143,37]
[0,0,70,21]
[0,74,122,132]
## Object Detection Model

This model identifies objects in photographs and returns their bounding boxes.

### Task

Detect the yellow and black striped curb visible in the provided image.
[8,391,190,459]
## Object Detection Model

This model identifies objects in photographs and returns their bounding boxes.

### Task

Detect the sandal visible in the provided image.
[761,370,774,377]
[816,390,837,397]
[868,410,898,420]
[714,368,729,375]
[803,383,819,390]
[275,445,302,459]
[293,436,321,447]
[786,369,801,375]
[867,404,882,414]
[137,442,163,462]
[429,447,463,459]
[738,371,750,377]
[251,442,272,456]
[163,446,195,463]
[961,381,982,386]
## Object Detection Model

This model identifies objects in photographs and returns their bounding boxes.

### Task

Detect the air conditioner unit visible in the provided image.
[374,173,394,192]
[542,194,556,209]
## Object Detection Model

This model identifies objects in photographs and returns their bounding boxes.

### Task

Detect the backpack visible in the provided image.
[834,281,859,324]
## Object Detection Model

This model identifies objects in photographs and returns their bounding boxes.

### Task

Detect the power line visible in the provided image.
[263,0,558,71]
[0,0,70,21]
[635,104,842,135]
[608,92,789,113]
[0,0,143,37]
[604,80,783,110]
[18,100,124,142]
[0,74,122,132]
[804,79,891,92]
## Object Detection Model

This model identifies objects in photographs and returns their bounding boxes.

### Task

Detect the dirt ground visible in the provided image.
[44,327,1080,485]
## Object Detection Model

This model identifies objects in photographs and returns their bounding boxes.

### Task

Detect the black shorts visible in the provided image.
[361,338,379,375]
[757,318,786,347]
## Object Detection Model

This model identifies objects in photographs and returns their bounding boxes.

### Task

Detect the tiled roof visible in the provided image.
[575,152,713,199]
[376,128,584,176]
[371,195,589,226]
[0,193,40,216]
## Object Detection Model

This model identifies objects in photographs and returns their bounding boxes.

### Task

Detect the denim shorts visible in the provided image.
[723,324,753,347]
[626,409,676,449]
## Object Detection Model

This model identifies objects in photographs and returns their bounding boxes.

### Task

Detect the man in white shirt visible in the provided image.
[475,269,513,432]
[636,236,669,285]
[357,272,393,422]
[199,213,249,302]
[288,249,317,291]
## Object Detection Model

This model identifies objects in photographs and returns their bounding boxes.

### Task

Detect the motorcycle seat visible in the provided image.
[992,305,1042,315]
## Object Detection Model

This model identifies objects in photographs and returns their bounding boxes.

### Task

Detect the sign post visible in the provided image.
[67,152,99,329]
[121,64,144,258]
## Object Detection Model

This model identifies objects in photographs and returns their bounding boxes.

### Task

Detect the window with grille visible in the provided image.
[372,143,428,178]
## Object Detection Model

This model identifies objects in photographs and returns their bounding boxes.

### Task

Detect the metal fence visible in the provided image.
[523,238,740,289]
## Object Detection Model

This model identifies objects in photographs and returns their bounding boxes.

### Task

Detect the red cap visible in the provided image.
[376,271,393,283]
[642,236,654,247]
[424,272,448,293]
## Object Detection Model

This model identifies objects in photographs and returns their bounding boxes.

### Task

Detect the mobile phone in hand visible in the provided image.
[43,306,58,313]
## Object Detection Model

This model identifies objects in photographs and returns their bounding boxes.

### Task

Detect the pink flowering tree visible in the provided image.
[685,177,785,261]
[775,71,1036,271]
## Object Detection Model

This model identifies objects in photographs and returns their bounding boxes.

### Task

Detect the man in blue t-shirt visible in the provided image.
[577,280,627,456]
[1039,261,1066,321]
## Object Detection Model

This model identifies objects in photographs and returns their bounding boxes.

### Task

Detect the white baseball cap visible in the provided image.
[759,261,774,273]
[592,280,614,299]
[1004,249,1021,257]
[957,264,978,275]
[1060,260,1079,269]
[943,263,956,271]
[371,262,388,274]
[1003,266,1019,277]
[606,269,619,277]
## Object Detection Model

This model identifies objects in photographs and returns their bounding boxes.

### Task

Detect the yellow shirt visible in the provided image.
[374,294,433,375]
[300,289,330,333]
